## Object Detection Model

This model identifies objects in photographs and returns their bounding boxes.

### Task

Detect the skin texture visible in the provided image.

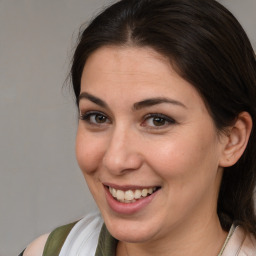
[23,234,49,256]
[76,46,232,256]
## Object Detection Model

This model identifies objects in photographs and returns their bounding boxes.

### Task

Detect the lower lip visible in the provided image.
[104,186,159,215]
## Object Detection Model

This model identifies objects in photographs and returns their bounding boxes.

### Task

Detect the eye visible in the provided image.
[80,111,111,125]
[142,113,175,128]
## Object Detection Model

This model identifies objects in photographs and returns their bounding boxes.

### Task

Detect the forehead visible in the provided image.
[82,46,171,82]
[80,46,206,112]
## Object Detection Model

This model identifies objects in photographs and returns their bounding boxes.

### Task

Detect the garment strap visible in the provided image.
[43,221,78,256]
[18,248,25,256]
[95,224,118,256]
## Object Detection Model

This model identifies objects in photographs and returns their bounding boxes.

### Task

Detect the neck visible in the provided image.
[116,215,228,256]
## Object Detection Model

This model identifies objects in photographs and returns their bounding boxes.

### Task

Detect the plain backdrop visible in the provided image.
[0,1,255,255]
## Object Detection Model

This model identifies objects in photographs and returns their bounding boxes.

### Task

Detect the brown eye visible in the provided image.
[152,117,166,126]
[142,113,176,129]
[80,111,111,125]
[95,114,107,123]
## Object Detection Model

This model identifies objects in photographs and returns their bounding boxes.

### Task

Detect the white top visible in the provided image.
[59,212,103,256]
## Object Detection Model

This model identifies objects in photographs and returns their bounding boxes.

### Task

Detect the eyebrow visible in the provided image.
[133,97,187,110]
[79,92,109,109]
[79,92,186,110]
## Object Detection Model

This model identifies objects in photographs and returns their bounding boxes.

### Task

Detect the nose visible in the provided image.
[102,126,143,175]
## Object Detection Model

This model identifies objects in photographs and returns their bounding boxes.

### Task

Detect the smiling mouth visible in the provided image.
[108,186,160,203]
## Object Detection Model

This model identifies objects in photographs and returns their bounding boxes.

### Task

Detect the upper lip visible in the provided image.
[103,182,161,191]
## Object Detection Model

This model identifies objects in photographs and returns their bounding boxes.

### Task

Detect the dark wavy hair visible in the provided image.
[70,0,256,235]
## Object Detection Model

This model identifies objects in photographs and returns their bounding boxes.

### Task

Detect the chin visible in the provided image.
[111,228,155,243]
[104,216,160,243]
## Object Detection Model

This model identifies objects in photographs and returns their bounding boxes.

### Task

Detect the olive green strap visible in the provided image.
[95,224,118,256]
[18,248,25,256]
[42,221,78,256]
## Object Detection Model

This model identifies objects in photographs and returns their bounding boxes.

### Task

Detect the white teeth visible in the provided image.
[124,190,134,201]
[116,190,125,201]
[109,186,158,203]
[141,189,148,197]
[112,188,117,198]
[134,189,142,199]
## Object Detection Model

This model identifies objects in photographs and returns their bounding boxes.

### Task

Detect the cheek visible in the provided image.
[148,133,221,216]
[76,129,105,175]
[147,129,220,182]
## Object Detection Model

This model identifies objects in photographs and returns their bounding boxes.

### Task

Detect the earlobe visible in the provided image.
[219,112,252,167]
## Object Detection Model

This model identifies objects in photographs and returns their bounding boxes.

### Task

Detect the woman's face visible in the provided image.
[76,46,226,243]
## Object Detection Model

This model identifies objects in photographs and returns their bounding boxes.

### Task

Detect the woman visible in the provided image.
[20,0,256,255]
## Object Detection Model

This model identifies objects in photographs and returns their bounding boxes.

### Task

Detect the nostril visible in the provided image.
[102,151,143,174]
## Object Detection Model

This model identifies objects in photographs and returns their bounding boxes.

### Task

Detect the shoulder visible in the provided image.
[241,231,256,255]
[223,225,256,256]
[22,221,77,256]
[22,212,103,256]
[23,233,49,256]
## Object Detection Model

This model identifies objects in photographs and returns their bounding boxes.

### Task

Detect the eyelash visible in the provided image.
[80,111,111,126]
[142,113,176,129]
[79,111,176,129]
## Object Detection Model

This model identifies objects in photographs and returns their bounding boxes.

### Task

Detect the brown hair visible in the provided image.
[71,0,256,234]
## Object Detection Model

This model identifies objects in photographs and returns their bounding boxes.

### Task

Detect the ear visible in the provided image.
[219,112,252,167]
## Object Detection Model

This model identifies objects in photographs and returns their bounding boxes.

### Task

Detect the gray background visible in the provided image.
[0,1,255,255]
